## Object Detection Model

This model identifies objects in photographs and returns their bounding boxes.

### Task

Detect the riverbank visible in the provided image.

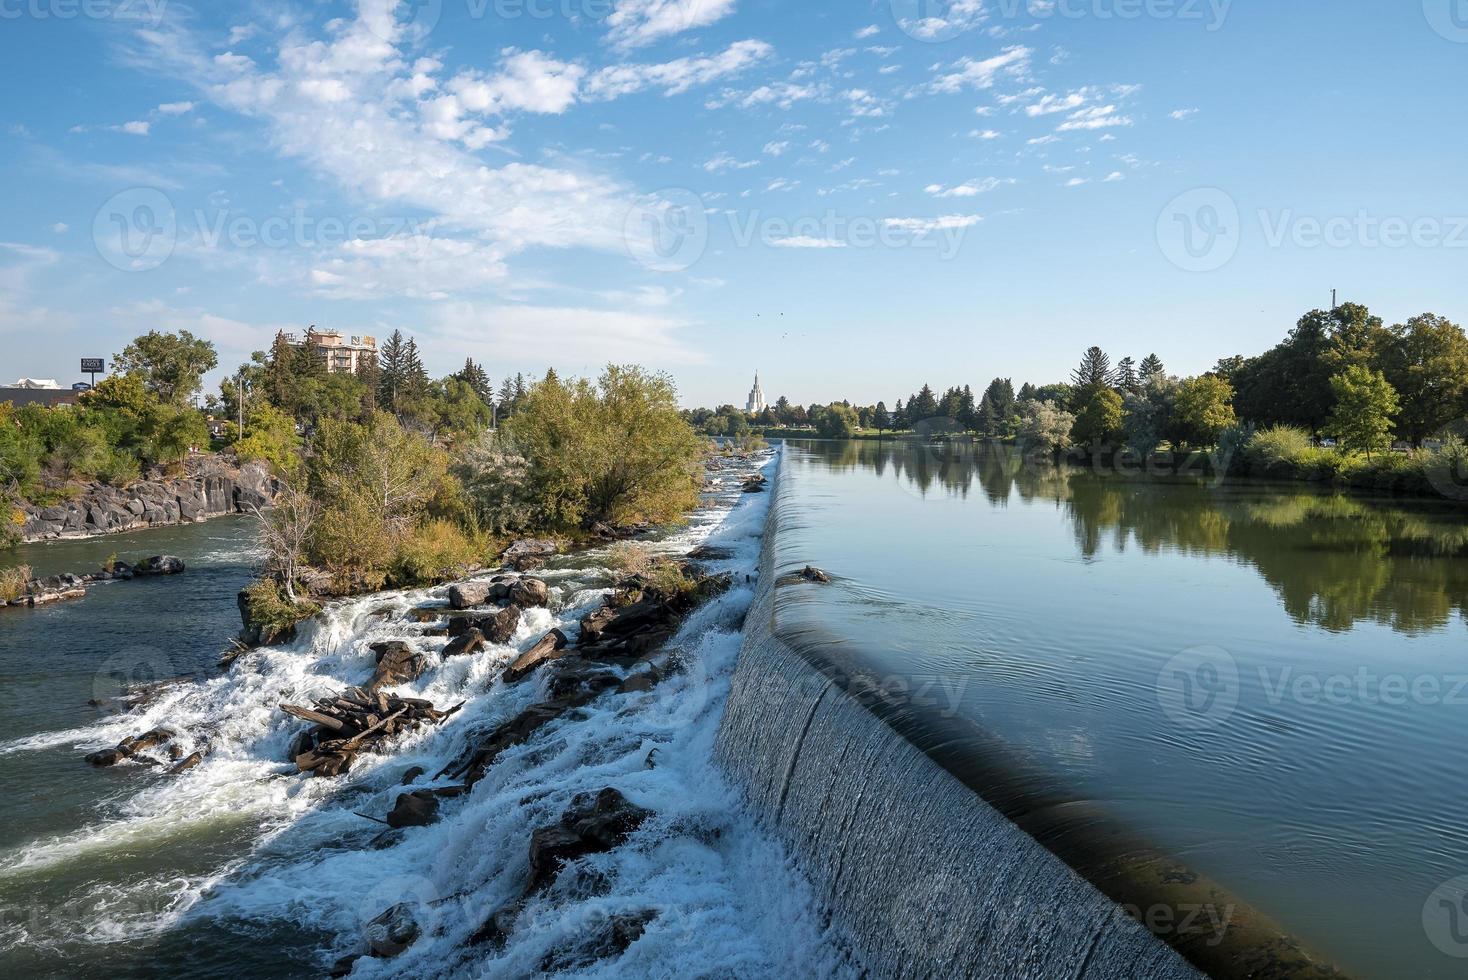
[0,449,854,979]
[12,456,279,546]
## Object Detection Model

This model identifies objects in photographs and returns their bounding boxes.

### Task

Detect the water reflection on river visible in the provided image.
[775,439,1468,980]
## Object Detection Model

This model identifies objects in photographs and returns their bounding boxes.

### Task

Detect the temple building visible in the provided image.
[745,372,767,415]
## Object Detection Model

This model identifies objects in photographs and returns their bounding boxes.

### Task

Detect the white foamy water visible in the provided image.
[0,451,853,978]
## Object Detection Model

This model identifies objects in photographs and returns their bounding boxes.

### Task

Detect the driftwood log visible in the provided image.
[282,688,464,779]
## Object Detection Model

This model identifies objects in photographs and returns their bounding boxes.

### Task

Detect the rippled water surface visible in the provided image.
[772,439,1468,980]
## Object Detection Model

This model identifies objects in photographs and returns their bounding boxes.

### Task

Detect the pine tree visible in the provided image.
[910,384,939,420]
[1115,357,1139,392]
[266,331,297,409]
[295,327,327,381]
[455,358,493,405]
[1017,382,1038,402]
[356,353,380,417]
[1139,353,1166,387]
[378,329,408,414]
[873,400,890,433]
[893,398,906,429]
[1071,347,1113,392]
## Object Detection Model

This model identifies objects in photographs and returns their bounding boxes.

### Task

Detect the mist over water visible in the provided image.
[0,454,849,979]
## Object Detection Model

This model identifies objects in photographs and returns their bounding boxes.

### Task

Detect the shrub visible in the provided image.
[95,449,141,487]
[240,577,319,643]
[1244,425,1314,474]
[389,519,487,588]
[0,564,31,602]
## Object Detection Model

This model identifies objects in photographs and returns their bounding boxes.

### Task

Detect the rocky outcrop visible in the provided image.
[18,456,278,543]
[3,556,188,610]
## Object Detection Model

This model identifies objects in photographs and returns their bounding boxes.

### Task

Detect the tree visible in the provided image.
[892,398,906,430]
[501,365,703,531]
[817,402,860,438]
[1327,366,1400,458]
[976,378,1017,438]
[233,403,301,473]
[1018,399,1075,453]
[873,401,890,434]
[378,329,409,416]
[1114,357,1140,393]
[1173,375,1237,448]
[1072,386,1124,447]
[1139,354,1166,387]
[1071,347,1112,393]
[454,358,494,406]
[908,384,939,422]
[1376,314,1468,447]
[430,377,493,437]
[113,330,218,406]
[253,475,319,604]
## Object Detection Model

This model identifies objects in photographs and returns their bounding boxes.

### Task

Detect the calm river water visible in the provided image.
[773,439,1468,980]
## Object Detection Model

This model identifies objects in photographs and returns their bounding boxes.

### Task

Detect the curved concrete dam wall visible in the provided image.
[713,460,1202,980]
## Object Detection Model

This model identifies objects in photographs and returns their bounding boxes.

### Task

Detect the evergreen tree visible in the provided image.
[1115,357,1140,392]
[454,357,494,406]
[295,327,327,382]
[893,398,906,429]
[958,384,977,430]
[356,352,380,417]
[497,378,517,418]
[377,329,408,415]
[1071,347,1113,393]
[977,378,1017,437]
[873,401,890,434]
[909,384,939,421]
[1139,353,1166,387]
[266,331,298,409]
[1017,382,1038,402]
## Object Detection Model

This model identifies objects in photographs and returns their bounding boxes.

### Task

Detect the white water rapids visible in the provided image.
[0,451,853,978]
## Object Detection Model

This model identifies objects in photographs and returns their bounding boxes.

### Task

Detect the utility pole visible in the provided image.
[1332,288,1337,309]
[238,374,245,439]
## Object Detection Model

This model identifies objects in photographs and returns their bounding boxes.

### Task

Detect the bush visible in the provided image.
[389,519,488,588]
[0,564,31,602]
[1244,425,1315,474]
[95,449,141,487]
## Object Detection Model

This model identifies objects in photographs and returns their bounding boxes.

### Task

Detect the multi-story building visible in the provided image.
[745,371,767,415]
[285,327,378,374]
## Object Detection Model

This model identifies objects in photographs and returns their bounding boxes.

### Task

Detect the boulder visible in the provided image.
[442,628,486,658]
[387,790,440,828]
[508,578,550,609]
[134,555,186,576]
[799,565,832,583]
[364,903,420,958]
[369,641,428,691]
[503,629,569,683]
[479,604,522,645]
[502,539,558,571]
[448,582,491,610]
[527,788,653,893]
[84,748,127,767]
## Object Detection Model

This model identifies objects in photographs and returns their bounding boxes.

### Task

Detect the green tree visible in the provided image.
[817,402,860,438]
[873,401,890,434]
[1019,399,1075,453]
[908,384,939,421]
[233,404,302,473]
[1376,313,1468,447]
[977,378,1017,438]
[1138,354,1166,387]
[500,365,702,531]
[1070,347,1112,393]
[1072,386,1124,447]
[113,330,218,406]
[1173,375,1238,448]
[1326,366,1400,458]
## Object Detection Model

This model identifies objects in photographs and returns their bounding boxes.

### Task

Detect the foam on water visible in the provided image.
[0,450,852,977]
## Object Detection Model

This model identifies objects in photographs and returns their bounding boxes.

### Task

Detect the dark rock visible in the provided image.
[134,555,185,576]
[364,903,420,958]
[508,578,550,609]
[387,790,440,828]
[468,901,523,947]
[85,748,127,767]
[442,628,486,658]
[799,565,831,583]
[579,606,617,645]
[168,751,203,774]
[479,604,522,645]
[401,766,426,785]
[527,788,652,893]
[540,910,658,973]
[369,641,428,692]
[503,629,569,683]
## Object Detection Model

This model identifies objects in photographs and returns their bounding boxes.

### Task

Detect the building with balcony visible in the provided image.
[285,327,378,374]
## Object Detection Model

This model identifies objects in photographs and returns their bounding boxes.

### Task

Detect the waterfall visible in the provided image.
[715,464,1202,980]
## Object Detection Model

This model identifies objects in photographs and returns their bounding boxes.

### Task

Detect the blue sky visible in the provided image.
[2,0,1466,408]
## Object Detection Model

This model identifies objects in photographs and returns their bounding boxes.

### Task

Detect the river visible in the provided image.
[771,438,1468,980]
[0,454,844,979]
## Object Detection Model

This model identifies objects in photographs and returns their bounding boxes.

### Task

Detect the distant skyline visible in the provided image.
[2,1,1466,407]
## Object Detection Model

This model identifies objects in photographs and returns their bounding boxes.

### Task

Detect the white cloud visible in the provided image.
[707,80,823,111]
[765,177,799,192]
[704,152,760,172]
[762,140,791,156]
[1104,171,1125,181]
[924,177,1009,198]
[1057,104,1132,131]
[431,302,706,366]
[1170,107,1200,120]
[899,0,987,41]
[605,0,739,51]
[117,120,151,135]
[883,214,982,233]
[1064,177,1090,187]
[51,222,68,234]
[969,129,1002,139]
[854,25,880,39]
[770,235,847,248]
[929,46,1032,94]
[157,101,196,115]
[587,40,772,99]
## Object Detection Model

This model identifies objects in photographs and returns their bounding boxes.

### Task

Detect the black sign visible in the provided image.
[81,358,105,373]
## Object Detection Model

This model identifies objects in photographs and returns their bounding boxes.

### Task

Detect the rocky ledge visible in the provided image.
[4,555,186,610]
[18,456,278,543]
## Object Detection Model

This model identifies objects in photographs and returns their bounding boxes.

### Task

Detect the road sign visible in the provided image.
[81,358,105,373]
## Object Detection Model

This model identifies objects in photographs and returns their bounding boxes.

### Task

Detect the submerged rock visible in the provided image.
[364,903,420,958]
[387,790,440,828]
[503,629,569,683]
[133,555,186,576]
[799,565,831,583]
[527,788,653,893]
[442,628,486,658]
